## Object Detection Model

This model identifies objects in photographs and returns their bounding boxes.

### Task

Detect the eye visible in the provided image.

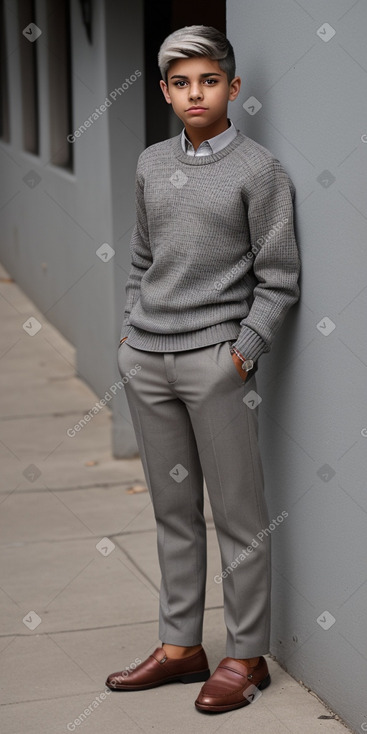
[173,80,187,87]
[204,78,218,85]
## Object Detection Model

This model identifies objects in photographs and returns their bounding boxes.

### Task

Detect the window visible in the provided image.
[47,0,73,169]
[0,0,10,141]
[18,0,39,153]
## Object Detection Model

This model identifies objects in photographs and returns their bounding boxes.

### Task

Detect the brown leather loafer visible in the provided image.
[106,646,210,691]
[195,655,271,713]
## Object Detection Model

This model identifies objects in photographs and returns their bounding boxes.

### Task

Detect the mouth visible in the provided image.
[186,107,208,114]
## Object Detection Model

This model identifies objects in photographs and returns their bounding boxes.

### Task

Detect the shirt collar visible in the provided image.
[181,120,237,157]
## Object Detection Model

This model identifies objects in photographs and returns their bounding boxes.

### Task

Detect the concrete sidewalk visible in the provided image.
[0,261,352,734]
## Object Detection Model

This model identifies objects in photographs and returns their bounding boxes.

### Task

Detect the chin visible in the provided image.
[184,116,213,126]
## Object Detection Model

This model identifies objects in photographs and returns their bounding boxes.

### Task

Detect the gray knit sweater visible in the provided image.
[120,130,300,362]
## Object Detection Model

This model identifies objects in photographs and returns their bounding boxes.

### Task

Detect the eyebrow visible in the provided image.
[169,72,223,80]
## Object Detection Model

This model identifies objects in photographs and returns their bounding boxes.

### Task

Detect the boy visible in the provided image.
[106,25,300,713]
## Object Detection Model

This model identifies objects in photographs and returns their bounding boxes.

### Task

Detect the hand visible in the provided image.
[231,351,248,382]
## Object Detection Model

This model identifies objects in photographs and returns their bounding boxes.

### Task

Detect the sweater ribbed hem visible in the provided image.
[122,321,242,352]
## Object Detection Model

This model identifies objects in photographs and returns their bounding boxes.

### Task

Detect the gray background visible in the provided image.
[228,0,367,729]
[0,0,145,456]
[0,0,366,731]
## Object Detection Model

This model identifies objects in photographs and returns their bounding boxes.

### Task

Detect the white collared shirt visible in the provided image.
[181,119,237,157]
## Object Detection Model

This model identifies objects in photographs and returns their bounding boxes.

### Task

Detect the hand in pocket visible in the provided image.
[229,345,248,382]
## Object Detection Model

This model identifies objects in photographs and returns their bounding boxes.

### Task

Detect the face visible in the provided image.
[160,57,241,131]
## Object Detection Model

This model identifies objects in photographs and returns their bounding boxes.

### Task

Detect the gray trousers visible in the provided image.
[118,339,271,658]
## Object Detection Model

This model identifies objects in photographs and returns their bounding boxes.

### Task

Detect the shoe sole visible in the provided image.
[106,668,211,691]
[195,673,271,713]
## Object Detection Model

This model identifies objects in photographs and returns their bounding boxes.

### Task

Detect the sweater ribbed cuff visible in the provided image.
[232,326,269,363]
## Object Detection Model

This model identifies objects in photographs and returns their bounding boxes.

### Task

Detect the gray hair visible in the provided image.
[158,25,236,84]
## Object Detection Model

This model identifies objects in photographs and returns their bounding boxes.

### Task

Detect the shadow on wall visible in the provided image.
[238,58,304,409]
[240,59,304,649]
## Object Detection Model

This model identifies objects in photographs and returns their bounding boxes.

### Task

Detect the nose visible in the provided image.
[189,84,203,101]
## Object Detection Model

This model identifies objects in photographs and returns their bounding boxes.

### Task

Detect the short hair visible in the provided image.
[158,25,236,84]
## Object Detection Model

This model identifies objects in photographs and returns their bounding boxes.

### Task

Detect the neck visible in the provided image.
[184,115,230,151]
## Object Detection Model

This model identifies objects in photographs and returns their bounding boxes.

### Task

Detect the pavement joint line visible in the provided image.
[0,409,108,421]
[0,607,225,638]
[0,523,216,546]
[0,480,146,495]
[0,688,123,707]
[113,522,217,536]
[46,374,79,380]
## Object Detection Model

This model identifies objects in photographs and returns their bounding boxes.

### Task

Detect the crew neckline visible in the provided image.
[173,129,246,165]
[181,119,237,157]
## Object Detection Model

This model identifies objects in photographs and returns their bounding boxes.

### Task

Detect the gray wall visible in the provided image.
[105,0,145,457]
[0,0,143,457]
[227,1,367,731]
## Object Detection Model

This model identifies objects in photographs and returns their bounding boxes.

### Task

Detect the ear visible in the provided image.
[160,79,172,105]
[228,75,241,102]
